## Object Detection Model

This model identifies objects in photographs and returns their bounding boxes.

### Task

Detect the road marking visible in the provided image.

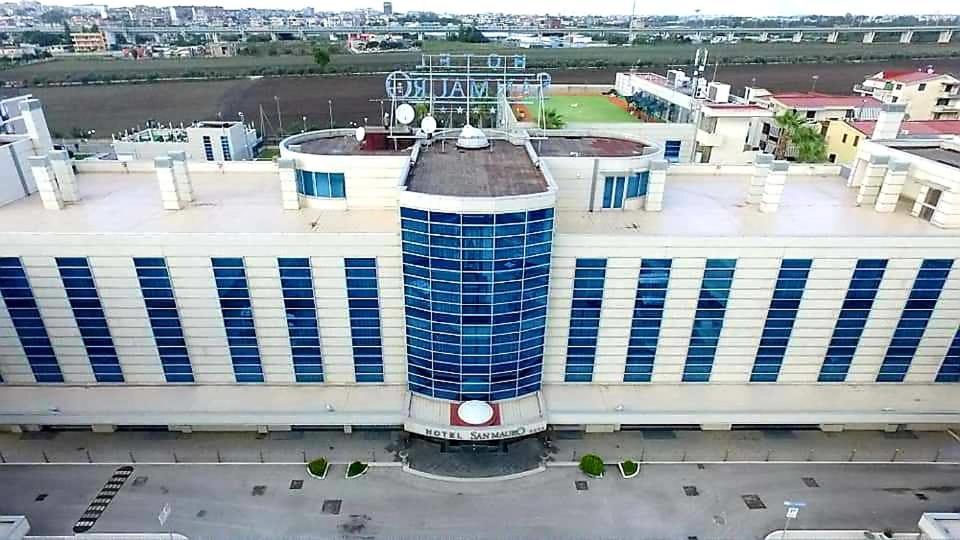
[73,465,134,534]
[946,428,960,444]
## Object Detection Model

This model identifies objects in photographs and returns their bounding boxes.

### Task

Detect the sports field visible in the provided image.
[530,95,638,123]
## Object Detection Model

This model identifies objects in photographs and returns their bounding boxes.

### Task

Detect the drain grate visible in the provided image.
[132,476,148,487]
[322,499,342,515]
[742,494,766,510]
[196,510,206,518]
[683,485,699,496]
[575,480,588,491]
[802,477,819,488]
[251,485,266,496]
[73,465,134,533]
[35,493,47,502]
[696,464,705,470]
[762,429,797,440]
[641,429,677,440]
[290,480,303,490]
[915,493,929,501]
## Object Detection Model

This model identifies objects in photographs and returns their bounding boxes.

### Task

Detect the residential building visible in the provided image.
[825,105,960,165]
[112,121,260,161]
[755,92,882,157]
[854,69,960,121]
[69,32,107,53]
[694,103,772,163]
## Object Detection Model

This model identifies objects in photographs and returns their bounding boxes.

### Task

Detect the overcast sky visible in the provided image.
[55,1,958,17]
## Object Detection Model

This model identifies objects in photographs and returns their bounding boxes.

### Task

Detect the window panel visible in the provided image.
[818,259,887,382]
[682,259,736,382]
[56,258,122,383]
[211,258,263,383]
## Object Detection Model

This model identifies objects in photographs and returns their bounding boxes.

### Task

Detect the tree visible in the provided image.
[773,110,804,159]
[793,125,827,163]
[313,47,330,70]
[541,108,565,129]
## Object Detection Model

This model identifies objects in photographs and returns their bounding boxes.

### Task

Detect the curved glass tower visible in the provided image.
[401,207,554,401]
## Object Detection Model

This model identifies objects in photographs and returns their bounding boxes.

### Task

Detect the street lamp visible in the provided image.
[274,95,283,137]
[301,115,307,133]
[811,75,820,92]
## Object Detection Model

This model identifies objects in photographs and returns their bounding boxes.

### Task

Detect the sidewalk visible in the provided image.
[1,428,958,466]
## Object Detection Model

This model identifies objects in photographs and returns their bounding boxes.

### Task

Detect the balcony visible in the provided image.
[696,128,724,147]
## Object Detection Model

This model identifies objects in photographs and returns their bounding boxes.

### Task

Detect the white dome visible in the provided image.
[457,400,494,425]
[455,124,490,149]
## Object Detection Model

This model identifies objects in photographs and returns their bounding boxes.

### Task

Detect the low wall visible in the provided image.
[670,163,844,177]
[74,160,278,175]
[548,84,613,96]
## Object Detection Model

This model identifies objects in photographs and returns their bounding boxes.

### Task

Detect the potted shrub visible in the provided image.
[306,457,328,479]
[345,460,369,479]
[618,460,639,479]
[579,454,605,479]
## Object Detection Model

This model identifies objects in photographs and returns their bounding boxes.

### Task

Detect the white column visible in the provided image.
[644,160,667,212]
[847,156,868,187]
[277,158,301,210]
[792,31,803,43]
[169,150,194,203]
[49,149,79,203]
[760,160,788,213]
[899,30,914,44]
[18,98,52,153]
[154,156,183,211]
[28,156,64,210]
[938,30,953,44]
[931,189,960,229]
[747,153,772,205]
[827,31,839,43]
[856,155,888,207]
[862,31,876,44]
[874,160,910,213]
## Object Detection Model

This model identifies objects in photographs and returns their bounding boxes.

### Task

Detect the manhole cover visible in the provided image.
[322,499,342,515]
[916,493,929,501]
[697,464,705,470]
[196,510,206,518]
[35,493,48,502]
[742,494,766,510]
[251,485,266,496]
[713,514,726,525]
[688,536,699,540]
[575,480,588,491]
[683,485,699,496]
[132,476,148,486]
[290,480,303,490]
[802,477,819,488]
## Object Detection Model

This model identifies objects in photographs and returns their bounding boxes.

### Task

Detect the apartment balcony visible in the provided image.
[696,128,724,147]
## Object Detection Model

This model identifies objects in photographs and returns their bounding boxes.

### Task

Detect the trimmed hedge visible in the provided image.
[307,457,328,477]
[346,461,369,478]
[620,460,639,476]
[579,454,604,477]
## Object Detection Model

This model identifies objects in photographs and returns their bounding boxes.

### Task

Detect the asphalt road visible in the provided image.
[1,463,959,539]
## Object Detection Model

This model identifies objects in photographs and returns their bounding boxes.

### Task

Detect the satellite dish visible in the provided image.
[396,103,415,125]
[354,126,365,142]
[420,115,437,135]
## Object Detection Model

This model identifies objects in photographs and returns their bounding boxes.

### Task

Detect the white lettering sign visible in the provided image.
[405,421,548,441]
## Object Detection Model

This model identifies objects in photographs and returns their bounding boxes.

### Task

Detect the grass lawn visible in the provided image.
[530,95,637,124]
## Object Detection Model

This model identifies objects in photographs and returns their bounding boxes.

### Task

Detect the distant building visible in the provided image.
[112,121,260,161]
[206,41,239,58]
[825,104,960,165]
[383,1,392,15]
[70,32,107,53]
[755,92,882,157]
[854,69,960,121]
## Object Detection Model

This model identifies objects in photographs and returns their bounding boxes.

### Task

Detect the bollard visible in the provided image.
[42,450,50,463]
[681,450,687,462]
[302,450,307,463]
[892,448,901,462]
[86,449,92,464]
[934,449,941,463]
[849,449,856,462]
[259,450,264,463]
[217,450,222,463]
[766,449,772,462]
[807,448,814,462]
[129,451,136,464]
[173,451,179,464]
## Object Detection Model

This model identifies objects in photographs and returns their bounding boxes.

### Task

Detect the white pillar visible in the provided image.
[49,149,79,202]
[856,155,889,206]
[899,30,914,44]
[792,32,803,43]
[747,154,772,205]
[874,161,910,213]
[931,189,960,228]
[827,31,839,43]
[18,99,52,153]
[847,157,868,187]
[278,158,301,210]
[938,30,953,44]
[169,151,194,203]
[760,160,788,213]
[28,156,64,210]
[644,160,667,212]
[862,31,876,44]
[155,156,184,211]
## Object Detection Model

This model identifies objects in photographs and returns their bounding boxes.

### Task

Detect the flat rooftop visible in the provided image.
[406,142,547,197]
[895,146,960,168]
[291,131,413,156]
[534,136,648,158]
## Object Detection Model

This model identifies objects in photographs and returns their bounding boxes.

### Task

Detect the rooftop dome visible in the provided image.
[455,124,490,150]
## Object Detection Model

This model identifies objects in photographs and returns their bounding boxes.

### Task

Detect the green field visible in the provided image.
[530,95,638,124]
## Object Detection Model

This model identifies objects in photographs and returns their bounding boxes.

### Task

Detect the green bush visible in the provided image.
[307,457,327,477]
[346,461,368,478]
[579,454,604,477]
[620,460,639,476]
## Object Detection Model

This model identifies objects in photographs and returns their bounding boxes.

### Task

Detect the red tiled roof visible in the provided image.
[846,119,960,138]
[771,92,881,109]
[869,70,953,84]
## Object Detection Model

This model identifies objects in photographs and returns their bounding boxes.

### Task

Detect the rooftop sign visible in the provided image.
[385,53,550,104]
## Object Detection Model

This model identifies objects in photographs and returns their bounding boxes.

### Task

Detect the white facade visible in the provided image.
[855,71,960,121]
[113,121,259,161]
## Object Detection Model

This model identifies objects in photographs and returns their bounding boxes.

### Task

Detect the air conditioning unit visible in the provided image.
[707,82,731,103]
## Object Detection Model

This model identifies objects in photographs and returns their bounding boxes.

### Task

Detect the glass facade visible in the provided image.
[345,258,384,383]
[624,259,671,382]
[401,207,553,401]
[750,259,812,382]
[0,257,63,382]
[202,135,214,161]
[220,136,232,161]
[936,328,960,383]
[565,258,607,382]
[56,257,124,383]
[877,259,953,382]
[818,259,887,382]
[211,258,264,383]
[683,259,736,382]
[602,172,649,209]
[296,170,346,198]
[134,258,194,383]
[279,258,324,383]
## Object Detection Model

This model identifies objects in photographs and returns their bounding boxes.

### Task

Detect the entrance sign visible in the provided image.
[405,419,548,441]
[385,53,551,104]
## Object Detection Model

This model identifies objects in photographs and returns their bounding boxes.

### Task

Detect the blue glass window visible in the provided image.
[55,257,123,383]
[0,257,63,383]
[877,259,952,382]
[602,176,627,209]
[220,135,232,161]
[624,259,671,382]
[211,258,263,383]
[664,140,682,162]
[279,258,323,382]
[296,170,346,199]
[202,135,214,161]
[345,258,384,383]
[682,259,736,382]
[818,259,887,382]
[935,327,960,383]
[750,259,812,382]
[626,171,649,198]
[400,207,554,401]
[565,258,607,382]
[134,258,193,383]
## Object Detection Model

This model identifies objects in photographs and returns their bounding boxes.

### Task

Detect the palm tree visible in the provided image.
[773,110,804,159]
[793,125,827,163]
[541,108,565,129]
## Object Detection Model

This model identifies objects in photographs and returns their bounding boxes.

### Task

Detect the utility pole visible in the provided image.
[274,96,283,137]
